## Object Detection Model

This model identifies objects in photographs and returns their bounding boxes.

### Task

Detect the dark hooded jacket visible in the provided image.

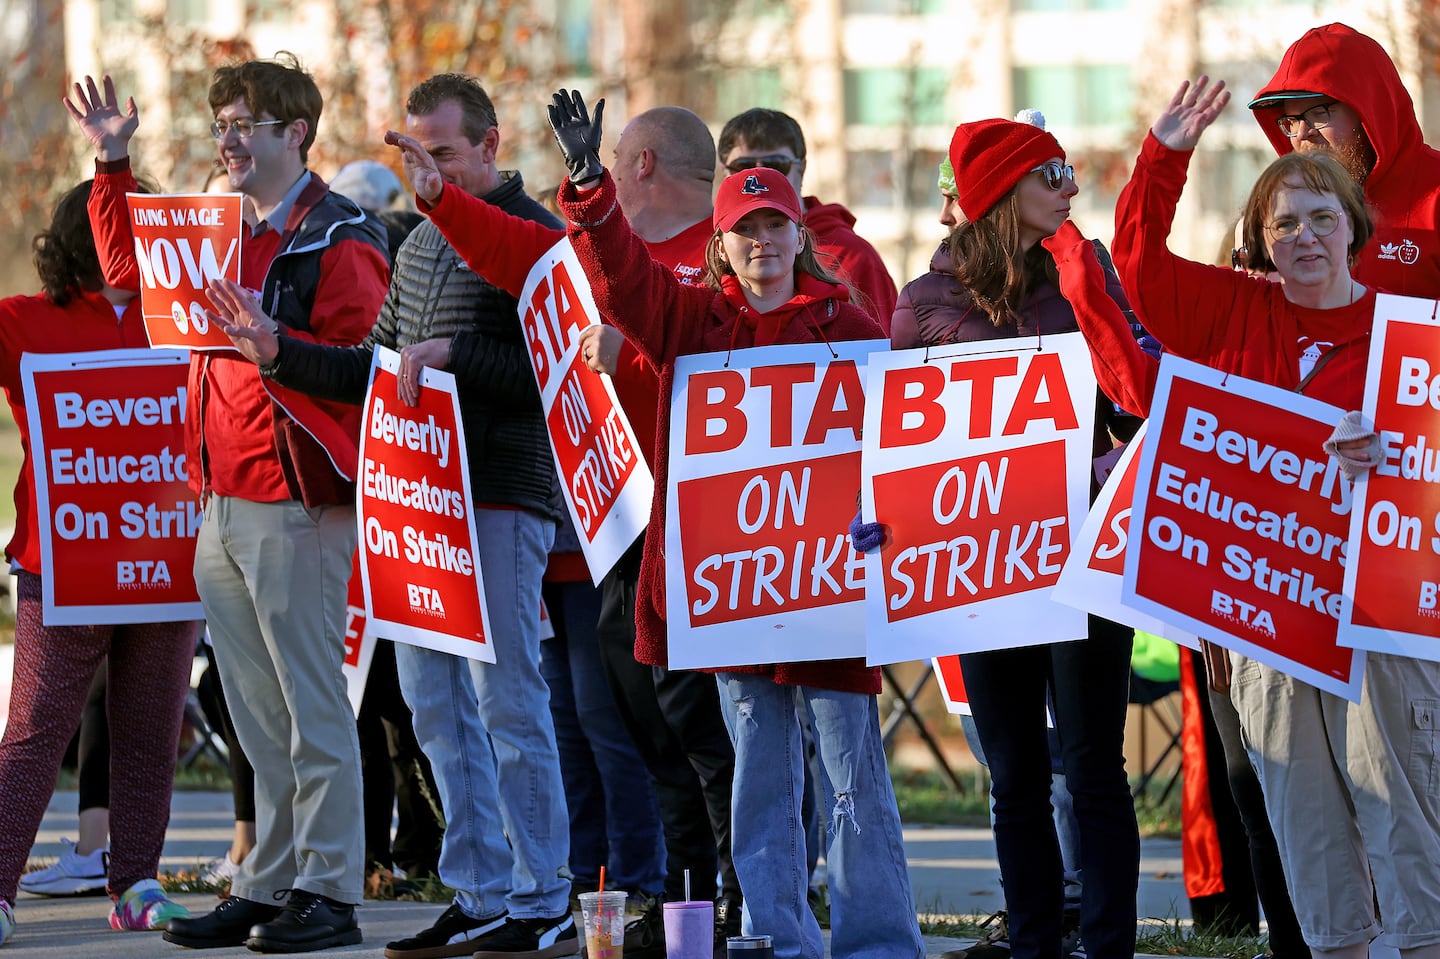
[1251,22,1440,296]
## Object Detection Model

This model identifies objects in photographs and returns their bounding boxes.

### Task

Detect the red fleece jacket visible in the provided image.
[804,197,897,333]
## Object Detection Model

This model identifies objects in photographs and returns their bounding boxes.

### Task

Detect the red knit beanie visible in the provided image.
[948,119,1065,222]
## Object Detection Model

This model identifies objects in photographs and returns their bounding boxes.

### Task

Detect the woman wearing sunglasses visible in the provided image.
[1076,75,1440,959]
[890,116,1142,959]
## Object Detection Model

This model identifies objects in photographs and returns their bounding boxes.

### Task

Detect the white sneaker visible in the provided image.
[199,853,241,886]
[18,838,108,897]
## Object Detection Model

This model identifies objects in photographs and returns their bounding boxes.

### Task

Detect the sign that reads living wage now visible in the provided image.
[1123,355,1362,699]
[356,346,492,661]
[23,349,201,624]
[860,333,1097,664]
[127,193,244,351]
[665,340,885,670]
[518,238,653,584]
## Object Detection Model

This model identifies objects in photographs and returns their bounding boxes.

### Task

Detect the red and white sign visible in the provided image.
[861,334,1097,664]
[1341,294,1440,659]
[356,346,493,661]
[665,341,884,669]
[127,193,244,351]
[22,349,201,624]
[1053,425,1196,649]
[932,655,970,716]
[342,549,378,717]
[518,239,653,584]
[1123,355,1363,700]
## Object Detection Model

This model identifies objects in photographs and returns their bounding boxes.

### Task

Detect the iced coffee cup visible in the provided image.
[578,890,628,959]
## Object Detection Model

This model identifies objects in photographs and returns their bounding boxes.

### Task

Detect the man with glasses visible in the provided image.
[717,109,898,331]
[67,57,389,953]
[1250,22,1440,295]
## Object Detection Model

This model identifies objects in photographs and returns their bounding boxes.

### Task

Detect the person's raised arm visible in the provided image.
[1111,76,1243,360]
[64,75,143,291]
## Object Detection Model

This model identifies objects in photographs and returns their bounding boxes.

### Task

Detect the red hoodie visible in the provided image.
[804,197,898,333]
[1251,22,1440,297]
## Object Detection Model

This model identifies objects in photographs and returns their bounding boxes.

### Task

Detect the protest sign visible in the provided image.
[861,333,1097,664]
[932,655,970,716]
[1340,294,1440,659]
[127,193,243,351]
[22,349,201,624]
[356,346,493,661]
[1123,355,1362,699]
[342,549,377,717]
[518,239,653,584]
[664,340,883,670]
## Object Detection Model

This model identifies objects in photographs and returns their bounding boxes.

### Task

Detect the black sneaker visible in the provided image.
[384,903,508,959]
[470,913,578,959]
[623,897,665,959]
[245,889,362,953]
[712,899,741,959]
[163,896,282,949]
[939,910,1010,959]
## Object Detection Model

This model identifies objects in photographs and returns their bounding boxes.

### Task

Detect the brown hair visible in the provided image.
[1240,150,1372,275]
[209,52,322,162]
[703,224,865,311]
[948,191,1056,326]
[33,178,153,305]
[406,74,498,145]
[717,108,805,161]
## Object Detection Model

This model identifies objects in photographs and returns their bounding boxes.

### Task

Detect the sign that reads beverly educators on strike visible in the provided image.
[665,341,883,670]
[518,239,653,584]
[1123,356,1362,699]
[341,549,378,717]
[861,334,1097,665]
[1341,294,1440,659]
[357,346,492,661]
[127,193,244,351]
[23,349,201,624]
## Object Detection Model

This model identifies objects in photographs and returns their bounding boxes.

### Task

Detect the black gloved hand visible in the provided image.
[547,89,605,186]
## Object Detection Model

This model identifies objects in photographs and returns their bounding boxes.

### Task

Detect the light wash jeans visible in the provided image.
[396,508,566,921]
[717,674,924,959]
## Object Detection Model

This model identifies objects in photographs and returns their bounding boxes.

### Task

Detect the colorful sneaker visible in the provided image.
[108,879,191,931]
[469,913,577,959]
[18,838,108,897]
[0,899,14,947]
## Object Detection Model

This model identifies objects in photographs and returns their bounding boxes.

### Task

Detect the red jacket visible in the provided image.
[89,160,389,501]
[1111,135,1373,411]
[0,291,150,572]
[1252,22,1440,297]
[804,197,898,333]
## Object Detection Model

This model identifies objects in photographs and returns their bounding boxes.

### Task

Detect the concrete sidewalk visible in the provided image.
[4,790,1199,958]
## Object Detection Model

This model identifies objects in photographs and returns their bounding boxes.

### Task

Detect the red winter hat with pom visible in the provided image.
[948,119,1064,222]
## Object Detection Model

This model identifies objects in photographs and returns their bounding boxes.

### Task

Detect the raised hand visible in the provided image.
[207,277,279,367]
[1151,76,1230,152]
[383,130,445,204]
[62,75,138,162]
[547,90,605,186]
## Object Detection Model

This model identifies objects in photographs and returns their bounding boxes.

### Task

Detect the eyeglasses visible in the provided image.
[725,154,798,177]
[210,118,286,140]
[1230,246,1248,270]
[1265,209,1343,243]
[1275,101,1339,138]
[1030,161,1075,191]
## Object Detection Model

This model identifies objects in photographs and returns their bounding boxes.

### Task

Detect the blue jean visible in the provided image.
[717,675,924,959]
[395,508,566,920]
[540,579,665,894]
[960,617,1138,959]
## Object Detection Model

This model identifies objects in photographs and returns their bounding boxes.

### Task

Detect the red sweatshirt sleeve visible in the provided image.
[88,158,143,292]
[1044,221,1157,417]
[558,174,714,367]
[825,236,897,333]
[421,182,564,297]
[1111,134,1250,362]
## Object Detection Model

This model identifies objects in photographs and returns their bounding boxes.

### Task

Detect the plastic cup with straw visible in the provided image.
[663,867,714,958]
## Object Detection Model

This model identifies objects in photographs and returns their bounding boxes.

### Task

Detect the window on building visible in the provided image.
[98,0,134,24]
[713,68,785,121]
[846,146,947,210]
[843,68,949,127]
[556,0,593,75]
[167,0,207,23]
[1011,64,1132,126]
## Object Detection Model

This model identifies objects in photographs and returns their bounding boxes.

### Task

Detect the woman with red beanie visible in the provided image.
[891,116,1141,959]
[383,90,925,959]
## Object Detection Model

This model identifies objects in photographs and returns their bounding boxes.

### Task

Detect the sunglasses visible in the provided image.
[1275,101,1339,138]
[1230,246,1248,270]
[1030,160,1076,191]
[725,154,798,177]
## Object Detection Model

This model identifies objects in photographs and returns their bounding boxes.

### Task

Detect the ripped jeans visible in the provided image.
[717,675,923,959]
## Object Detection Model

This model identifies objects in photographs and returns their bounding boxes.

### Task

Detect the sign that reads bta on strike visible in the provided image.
[356,346,492,661]
[23,349,201,625]
[126,193,244,351]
